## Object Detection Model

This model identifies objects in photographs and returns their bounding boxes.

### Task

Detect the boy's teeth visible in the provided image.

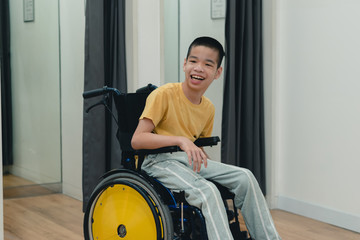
[192,75,204,80]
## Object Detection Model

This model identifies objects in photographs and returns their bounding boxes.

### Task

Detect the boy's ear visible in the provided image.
[183,58,187,71]
[215,66,223,79]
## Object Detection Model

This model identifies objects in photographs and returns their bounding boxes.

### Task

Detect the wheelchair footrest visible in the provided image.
[230,222,252,240]
[226,209,236,221]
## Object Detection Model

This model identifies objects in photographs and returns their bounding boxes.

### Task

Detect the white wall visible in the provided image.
[6,0,84,200]
[59,0,85,200]
[9,0,61,184]
[163,0,179,84]
[127,0,164,92]
[273,0,360,232]
[263,0,279,209]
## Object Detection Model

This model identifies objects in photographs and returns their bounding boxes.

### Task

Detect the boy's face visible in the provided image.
[183,45,223,94]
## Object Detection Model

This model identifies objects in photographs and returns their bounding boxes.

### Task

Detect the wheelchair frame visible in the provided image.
[83,85,250,240]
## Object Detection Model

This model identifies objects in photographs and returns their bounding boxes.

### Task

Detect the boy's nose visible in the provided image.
[194,64,204,72]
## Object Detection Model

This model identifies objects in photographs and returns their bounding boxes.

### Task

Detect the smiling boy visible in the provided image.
[131,37,281,240]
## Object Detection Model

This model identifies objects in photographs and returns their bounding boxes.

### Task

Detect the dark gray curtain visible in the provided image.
[0,0,13,167]
[83,0,127,211]
[222,0,266,193]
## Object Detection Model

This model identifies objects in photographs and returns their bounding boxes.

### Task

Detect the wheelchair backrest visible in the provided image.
[113,90,154,152]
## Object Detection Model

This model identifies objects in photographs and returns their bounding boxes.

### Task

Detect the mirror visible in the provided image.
[3,0,61,198]
[163,0,226,161]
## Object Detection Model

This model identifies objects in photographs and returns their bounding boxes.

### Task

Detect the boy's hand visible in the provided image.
[178,137,208,172]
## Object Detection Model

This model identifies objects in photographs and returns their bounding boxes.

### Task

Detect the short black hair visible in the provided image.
[186,36,225,68]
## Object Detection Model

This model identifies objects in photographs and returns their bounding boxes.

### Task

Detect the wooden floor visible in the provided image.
[3,193,360,240]
[3,174,61,199]
[4,194,83,239]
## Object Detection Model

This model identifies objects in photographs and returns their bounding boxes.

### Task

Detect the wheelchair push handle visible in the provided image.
[83,86,121,99]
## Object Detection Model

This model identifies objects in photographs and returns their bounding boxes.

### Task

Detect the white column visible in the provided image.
[127,0,164,92]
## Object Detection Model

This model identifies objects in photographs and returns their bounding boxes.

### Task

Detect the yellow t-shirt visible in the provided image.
[140,83,215,142]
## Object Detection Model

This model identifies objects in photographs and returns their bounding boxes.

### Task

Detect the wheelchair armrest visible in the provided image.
[133,137,220,155]
[194,136,220,147]
[134,146,181,155]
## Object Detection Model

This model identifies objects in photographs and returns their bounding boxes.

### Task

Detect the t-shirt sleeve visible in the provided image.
[139,88,168,127]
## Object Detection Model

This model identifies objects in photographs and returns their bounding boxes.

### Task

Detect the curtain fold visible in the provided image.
[222,0,266,193]
[82,0,127,211]
[1,0,13,167]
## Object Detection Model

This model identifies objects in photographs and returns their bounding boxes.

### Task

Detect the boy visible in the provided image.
[131,36,281,240]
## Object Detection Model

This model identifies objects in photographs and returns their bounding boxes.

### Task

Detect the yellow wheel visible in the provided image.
[89,181,159,239]
[84,171,173,240]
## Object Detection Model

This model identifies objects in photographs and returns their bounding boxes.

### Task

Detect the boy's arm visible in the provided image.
[131,118,208,172]
[131,118,180,150]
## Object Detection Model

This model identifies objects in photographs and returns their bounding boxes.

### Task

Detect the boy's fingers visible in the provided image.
[187,152,192,166]
[194,152,199,172]
[203,157,208,168]
[200,152,205,171]
[192,154,197,172]
[187,147,208,172]
[199,149,207,169]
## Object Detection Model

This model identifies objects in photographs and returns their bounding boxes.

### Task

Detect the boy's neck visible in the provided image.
[181,82,203,105]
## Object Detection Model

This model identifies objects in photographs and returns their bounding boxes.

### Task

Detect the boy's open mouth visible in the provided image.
[191,75,205,81]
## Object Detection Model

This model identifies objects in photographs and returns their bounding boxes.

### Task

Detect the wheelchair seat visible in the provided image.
[82,84,251,240]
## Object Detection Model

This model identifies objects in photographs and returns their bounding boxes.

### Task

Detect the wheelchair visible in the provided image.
[83,84,251,240]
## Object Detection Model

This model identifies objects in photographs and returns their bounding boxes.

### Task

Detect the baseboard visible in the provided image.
[9,165,61,184]
[277,196,360,233]
[62,182,82,201]
[3,182,62,199]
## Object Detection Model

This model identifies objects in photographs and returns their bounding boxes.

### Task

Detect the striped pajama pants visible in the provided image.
[142,152,281,240]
